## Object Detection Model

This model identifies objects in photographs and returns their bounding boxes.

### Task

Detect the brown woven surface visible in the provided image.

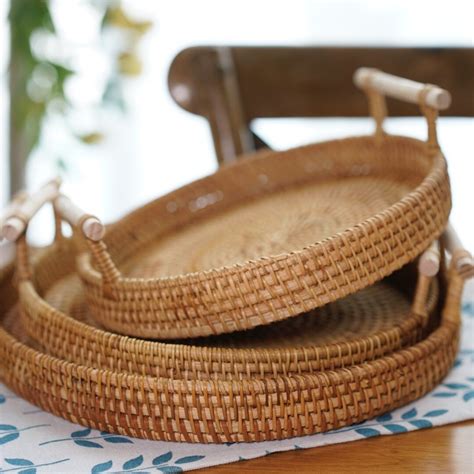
[46,275,425,348]
[0,246,464,443]
[76,135,450,339]
[11,238,437,380]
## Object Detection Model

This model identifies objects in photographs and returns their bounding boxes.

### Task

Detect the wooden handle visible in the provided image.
[353,68,451,111]
[418,240,440,277]
[0,192,29,242]
[442,223,474,279]
[1,178,61,242]
[54,194,105,241]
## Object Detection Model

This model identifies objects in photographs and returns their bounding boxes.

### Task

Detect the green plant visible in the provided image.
[8,0,152,194]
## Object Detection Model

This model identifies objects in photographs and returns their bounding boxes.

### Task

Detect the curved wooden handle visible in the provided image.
[353,68,451,111]
[418,240,440,277]
[1,178,61,242]
[54,194,105,241]
[0,191,29,242]
[442,223,474,279]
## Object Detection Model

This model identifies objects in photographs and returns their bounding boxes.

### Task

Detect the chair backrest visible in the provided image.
[168,46,474,165]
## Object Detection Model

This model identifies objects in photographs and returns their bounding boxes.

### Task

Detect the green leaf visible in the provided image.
[0,433,20,444]
[383,424,408,434]
[6,459,34,466]
[104,436,133,444]
[443,383,469,390]
[123,455,143,470]
[401,408,417,419]
[92,460,113,474]
[376,413,392,422]
[71,428,92,438]
[424,410,448,417]
[74,439,103,448]
[409,419,432,429]
[463,390,474,402]
[0,424,17,431]
[153,451,173,465]
[18,469,36,474]
[175,455,205,464]
[355,428,380,438]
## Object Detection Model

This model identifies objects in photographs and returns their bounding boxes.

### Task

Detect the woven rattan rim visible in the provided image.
[0,250,463,443]
[15,237,439,380]
[74,135,451,339]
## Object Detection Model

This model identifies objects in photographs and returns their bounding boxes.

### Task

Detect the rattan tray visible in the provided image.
[13,236,438,380]
[2,69,453,339]
[81,134,450,340]
[0,238,468,443]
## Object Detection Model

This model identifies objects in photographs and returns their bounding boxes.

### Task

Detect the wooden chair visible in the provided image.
[168,46,474,165]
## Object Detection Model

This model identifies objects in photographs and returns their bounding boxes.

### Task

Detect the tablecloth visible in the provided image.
[1,284,473,473]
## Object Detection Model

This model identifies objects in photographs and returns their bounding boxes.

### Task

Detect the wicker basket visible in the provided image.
[0,238,469,443]
[1,68,453,339]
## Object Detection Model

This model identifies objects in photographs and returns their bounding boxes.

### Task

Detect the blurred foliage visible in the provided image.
[104,4,152,33]
[9,0,153,175]
[9,0,71,161]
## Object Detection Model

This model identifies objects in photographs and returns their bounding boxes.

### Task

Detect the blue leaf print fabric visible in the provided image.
[0,285,473,472]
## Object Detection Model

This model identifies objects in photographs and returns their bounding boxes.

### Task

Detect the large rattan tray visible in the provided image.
[2,69,452,339]
[0,236,468,443]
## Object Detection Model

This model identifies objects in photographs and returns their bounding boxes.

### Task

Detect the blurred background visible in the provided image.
[0,0,473,246]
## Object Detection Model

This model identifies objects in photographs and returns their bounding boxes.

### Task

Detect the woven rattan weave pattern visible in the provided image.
[14,237,437,380]
[45,272,427,348]
[0,245,465,443]
[76,135,450,339]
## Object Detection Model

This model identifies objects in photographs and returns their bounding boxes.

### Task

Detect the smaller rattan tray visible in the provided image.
[12,233,438,381]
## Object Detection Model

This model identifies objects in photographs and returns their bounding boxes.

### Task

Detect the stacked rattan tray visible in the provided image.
[0,233,469,443]
[0,68,472,443]
[62,71,452,340]
[9,237,439,379]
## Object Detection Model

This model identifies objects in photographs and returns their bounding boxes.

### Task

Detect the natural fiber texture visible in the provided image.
[13,237,437,380]
[0,243,464,443]
[74,135,450,339]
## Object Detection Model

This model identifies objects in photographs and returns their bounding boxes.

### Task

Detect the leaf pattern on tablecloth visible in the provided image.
[328,407,451,438]
[39,428,133,449]
[0,457,70,473]
[433,377,474,401]
[0,423,50,446]
[89,451,205,473]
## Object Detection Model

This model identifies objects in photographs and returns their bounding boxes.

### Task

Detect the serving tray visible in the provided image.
[0,237,468,443]
[3,69,453,339]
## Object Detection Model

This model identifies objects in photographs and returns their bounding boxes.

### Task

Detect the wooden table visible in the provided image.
[206,421,474,473]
